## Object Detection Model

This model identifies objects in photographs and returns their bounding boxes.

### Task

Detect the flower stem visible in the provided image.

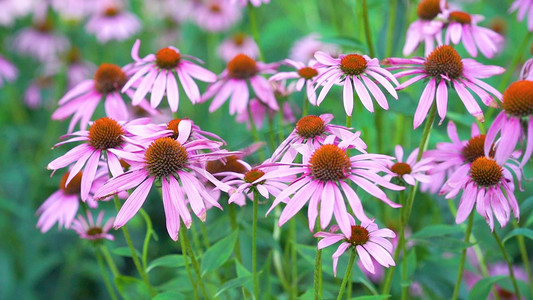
[95,248,118,300]
[180,225,211,300]
[228,204,243,263]
[302,93,310,118]
[139,208,153,270]
[382,190,406,295]
[385,0,398,58]
[290,218,299,299]
[314,248,323,300]
[361,0,376,58]
[113,197,155,297]
[252,189,260,300]
[492,230,522,300]
[248,3,264,62]
[248,104,266,161]
[100,244,120,278]
[336,250,356,300]
[179,226,200,300]
[346,115,352,128]
[451,212,475,300]
[513,220,533,298]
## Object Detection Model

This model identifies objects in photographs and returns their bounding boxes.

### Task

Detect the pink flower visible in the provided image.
[193,0,241,32]
[314,217,396,276]
[270,59,320,105]
[71,210,114,241]
[236,97,296,130]
[384,145,433,186]
[270,114,367,163]
[443,10,503,58]
[94,135,236,241]
[403,0,447,56]
[51,0,104,19]
[231,0,270,7]
[312,51,399,116]
[263,136,403,237]
[143,0,194,24]
[388,45,505,128]
[0,0,32,26]
[122,40,216,112]
[485,80,533,167]
[0,55,18,87]
[13,19,69,62]
[52,63,130,133]
[289,33,340,63]
[510,0,533,31]
[202,54,279,115]
[218,33,259,62]
[85,5,141,43]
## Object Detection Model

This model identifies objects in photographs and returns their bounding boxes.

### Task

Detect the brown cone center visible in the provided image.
[228,54,258,79]
[296,115,325,139]
[59,171,83,195]
[309,144,351,182]
[244,169,265,184]
[145,137,189,178]
[347,225,370,245]
[449,11,472,24]
[462,135,495,163]
[470,157,503,187]
[391,162,412,176]
[417,0,443,20]
[501,80,533,117]
[424,45,464,80]
[156,47,181,69]
[94,63,127,94]
[89,117,125,150]
[298,67,318,80]
[340,54,367,76]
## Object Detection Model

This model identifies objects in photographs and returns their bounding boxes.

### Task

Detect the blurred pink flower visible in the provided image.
[13,19,69,62]
[51,0,104,19]
[122,39,216,112]
[218,33,259,62]
[85,4,141,43]
[231,0,270,7]
[71,210,114,241]
[193,0,241,32]
[403,0,447,56]
[388,45,504,128]
[312,51,399,116]
[384,145,433,186]
[314,217,396,276]
[0,0,32,26]
[289,33,340,63]
[0,55,18,87]
[510,0,533,31]
[236,98,296,130]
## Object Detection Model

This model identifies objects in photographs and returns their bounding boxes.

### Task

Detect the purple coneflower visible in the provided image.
[270,59,320,105]
[236,98,296,130]
[218,33,259,62]
[289,33,340,63]
[510,0,533,31]
[314,217,396,275]
[94,136,235,241]
[384,145,433,186]
[202,53,278,115]
[388,45,504,128]
[0,55,18,87]
[403,0,447,56]
[85,4,141,43]
[193,0,241,33]
[312,51,399,115]
[122,40,216,112]
[52,63,130,133]
[71,210,114,241]
[13,18,69,62]
[485,80,533,167]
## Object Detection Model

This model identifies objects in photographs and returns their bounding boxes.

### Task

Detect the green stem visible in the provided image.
[248,4,264,62]
[346,115,352,128]
[385,0,398,58]
[100,245,120,278]
[272,207,292,295]
[180,225,211,300]
[179,226,200,300]
[382,190,406,295]
[336,250,356,300]
[113,197,155,296]
[95,248,118,300]
[451,212,475,300]
[314,249,323,300]
[252,189,260,299]
[248,104,266,161]
[228,204,243,263]
[492,230,522,300]
[302,93,310,118]
[290,218,298,299]
[139,209,153,270]
[199,221,211,249]
[513,220,533,298]
[361,0,376,58]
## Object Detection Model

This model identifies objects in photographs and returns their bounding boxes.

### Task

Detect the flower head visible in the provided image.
[85,4,141,43]
[218,33,259,62]
[289,33,340,63]
[270,59,320,105]
[13,19,69,62]
[403,0,447,56]
[0,55,18,87]
[71,210,114,242]
[509,0,533,31]
[384,145,433,186]
[193,0,242,32]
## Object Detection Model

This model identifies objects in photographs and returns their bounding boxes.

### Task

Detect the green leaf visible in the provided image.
[503,228,533,244]
[114,275,151,300]
[200,230,238,276]
[147,255,185,273]
[411,224,464,238]
[214,275,253,297]
[112,247,141,258]
[468,275,507,300]
[152,291,185,300]
[349,296,391,300]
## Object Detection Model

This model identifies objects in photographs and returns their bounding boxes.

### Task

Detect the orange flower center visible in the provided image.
[156,47,181,69]
[244,169,266,184]
[206,155,248,177]
[89,117,125,150]
[232,33,247,46]
[93,63,127,94]
[167,118,185,139]
[424,45,464,80]
[296,115,325,139]
[209,3,222,12]
[298,67,318,80]
[104,6,119,17]
[87,227,104,236]
[462,135,495,163]
[309,144,351,182]
[145,137,188,178]
[391,162,412,176]
[417,0,443,20]
[449,11,472,24]
[347,225,370,245]
[340,54,367,76]
[470,157,502,187]
[501,80,533,117]
[35,18,53,32]
[59,171,83,195]
[228,54,258,79]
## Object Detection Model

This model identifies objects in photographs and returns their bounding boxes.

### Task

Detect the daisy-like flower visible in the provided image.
[289,33,341,63]
[485,80,533,167]
[440,144,521,231]
[403,0,447,56]
[94,135,236,241]
[193,0,241,33]
[85,4,141,43]
[71,210,114,241]
[47,118,157,201]
[384,145,433,186]
[443,10,503,58]
[510,0,533,31]
[218,33,259,62]
[270,59,320,105]
[263,136,403,237]
[13,18,69,62]
[201,53,278,115]
[314,217,396,275]
[231,0,270,7]
[0,55,18,87]
[271,114,367,163]
[52,63,130,133]
[388,45,505,128]
[312,51,399,116]
[122,40,216,112]
[236,98,296,130]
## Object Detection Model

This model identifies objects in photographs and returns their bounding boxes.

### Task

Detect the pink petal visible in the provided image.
[114,177,154,228]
